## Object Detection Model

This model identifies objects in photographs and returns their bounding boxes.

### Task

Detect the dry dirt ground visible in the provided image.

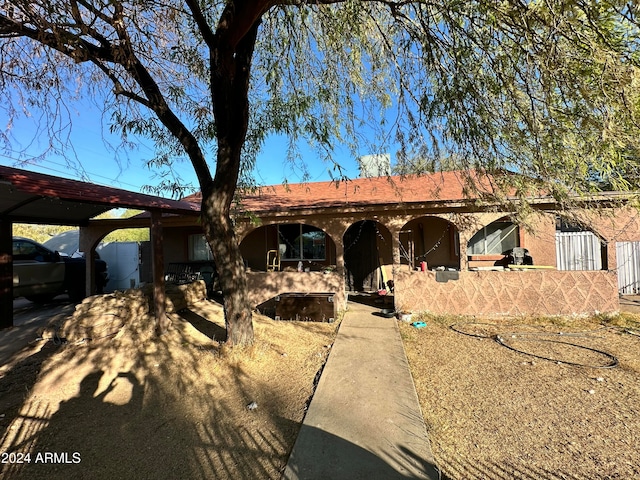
[2,285,640,480]
[0,285,338,479]
[400,313,640,480]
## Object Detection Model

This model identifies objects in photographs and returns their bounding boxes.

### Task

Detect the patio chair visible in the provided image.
[199,264,216,296]
[267,250,280,272]
[511,247,526,265]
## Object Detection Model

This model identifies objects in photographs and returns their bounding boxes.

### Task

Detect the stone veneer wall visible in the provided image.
[394,269,619,316]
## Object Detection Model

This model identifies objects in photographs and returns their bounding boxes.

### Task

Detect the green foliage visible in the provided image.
[13,210,150,244]
[102,228,149,243]
[385,1,640,203]
[12,224,76,244]
[4,0,640,344]
[1,0,640,206]
[97,210,150,242]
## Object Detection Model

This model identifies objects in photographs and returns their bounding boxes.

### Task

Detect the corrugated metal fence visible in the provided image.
[555,233,640,295]
[616,241,640,295]
[555,231,602,271]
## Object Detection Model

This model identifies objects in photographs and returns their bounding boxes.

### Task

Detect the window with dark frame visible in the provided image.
[278,224,326,261]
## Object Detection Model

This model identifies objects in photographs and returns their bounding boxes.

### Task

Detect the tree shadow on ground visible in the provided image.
[1,368,157,479]
[0,355,320,479]
[1,277,342,478]
[178,308,227,342]
[0,341,60,444]
[284,423,441,479]
[436,449,584,480]
[347,292,394,309]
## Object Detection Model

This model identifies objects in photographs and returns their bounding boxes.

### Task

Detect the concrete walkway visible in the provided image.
[283,300,440,480]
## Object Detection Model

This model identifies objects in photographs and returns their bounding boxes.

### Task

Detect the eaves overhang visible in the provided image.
[0,165,200,225]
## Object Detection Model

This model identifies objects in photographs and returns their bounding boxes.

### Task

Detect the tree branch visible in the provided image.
[91,60,152,108]
[75,0,116,26]
[214,0,275,51]
[69,0,112,49]
[185,0,216,48]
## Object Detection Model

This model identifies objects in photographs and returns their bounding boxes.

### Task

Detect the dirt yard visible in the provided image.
[0,286,338,479]
[401,313,640,480]
[2,284,640,480]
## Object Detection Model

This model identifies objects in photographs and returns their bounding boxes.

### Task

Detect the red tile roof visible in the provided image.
[185,171,499,214]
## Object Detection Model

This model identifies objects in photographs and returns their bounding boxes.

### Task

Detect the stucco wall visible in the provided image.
[237,207,631,316]
[122,204,639,318]
[246,271,346,311]
[520,213,558,267]
[394,268,619,316]
[163,226,195,264]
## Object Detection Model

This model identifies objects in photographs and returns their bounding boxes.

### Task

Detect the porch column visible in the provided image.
[334,235,346,311]
[457,230,471,271]
[150,210,169,334]
[79,226,98,297]
[389,225,401,266]
[0,218,12,329]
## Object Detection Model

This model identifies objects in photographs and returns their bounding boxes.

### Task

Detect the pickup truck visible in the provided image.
[12,237,109,303]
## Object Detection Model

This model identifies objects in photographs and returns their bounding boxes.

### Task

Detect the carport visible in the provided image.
[0,165,200,329]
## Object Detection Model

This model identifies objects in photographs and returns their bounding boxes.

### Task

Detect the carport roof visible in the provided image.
[0,165,200,225]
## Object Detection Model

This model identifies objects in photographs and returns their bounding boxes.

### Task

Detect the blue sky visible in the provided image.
[0,99,366,198]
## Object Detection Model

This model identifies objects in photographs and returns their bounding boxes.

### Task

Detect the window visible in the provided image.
[556,217,584,233]
[12,239,55,262]
[188,234,214,261]
[278,224,326,261]
[468,221,519,255]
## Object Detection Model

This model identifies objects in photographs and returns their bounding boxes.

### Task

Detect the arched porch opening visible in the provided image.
[343,220,393,292]
[240,223,337,272]
[466,217,522,270]
[399,216,460,271]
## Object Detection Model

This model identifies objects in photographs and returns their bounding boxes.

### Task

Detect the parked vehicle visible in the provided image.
[12,237,108,303]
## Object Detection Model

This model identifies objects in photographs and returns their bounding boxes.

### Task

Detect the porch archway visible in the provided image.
[343,220,393,292]
[239,223,337,272]
[399,216,461,271]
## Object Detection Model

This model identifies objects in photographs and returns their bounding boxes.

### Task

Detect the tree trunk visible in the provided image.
[199,10,262,346]
[201,189,254,346]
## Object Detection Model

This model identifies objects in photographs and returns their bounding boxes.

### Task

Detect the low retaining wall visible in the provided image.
[394,269,620,317]
[246,271,345,311]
